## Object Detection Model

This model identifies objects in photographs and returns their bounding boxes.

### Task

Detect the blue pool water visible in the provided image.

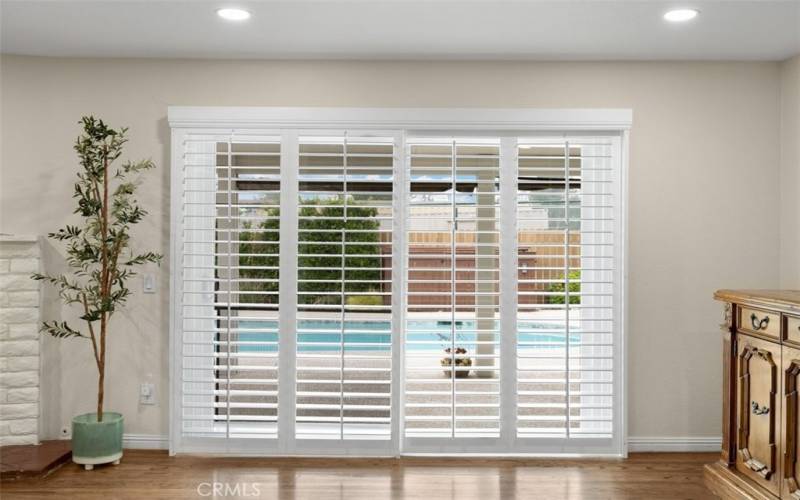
[234,320,579,352]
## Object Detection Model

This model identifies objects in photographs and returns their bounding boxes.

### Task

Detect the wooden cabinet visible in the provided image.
[706,290,800,500]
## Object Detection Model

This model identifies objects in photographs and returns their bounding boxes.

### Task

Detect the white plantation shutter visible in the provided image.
[516,139,615,439]
[404,138,502,439]
[295,134,396,440]
[171,108,627,456]
[179,132,282,440]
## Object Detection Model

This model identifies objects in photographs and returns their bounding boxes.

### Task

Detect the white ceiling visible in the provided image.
[1,0,799,61]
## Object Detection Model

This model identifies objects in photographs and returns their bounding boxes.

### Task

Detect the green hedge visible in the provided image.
[547,270,581,304]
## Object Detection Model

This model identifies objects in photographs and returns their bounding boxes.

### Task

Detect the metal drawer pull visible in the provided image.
[750,313,770,331]
[751,401,770,415]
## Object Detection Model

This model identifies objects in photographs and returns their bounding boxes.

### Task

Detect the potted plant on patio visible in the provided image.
[32,117,161,470]
[441,346,473,378]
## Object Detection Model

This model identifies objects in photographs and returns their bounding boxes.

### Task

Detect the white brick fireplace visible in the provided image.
[0,235,41,446]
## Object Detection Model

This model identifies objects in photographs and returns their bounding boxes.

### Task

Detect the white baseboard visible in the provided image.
[627,436,721,452]
[118,435,721,453]
[123,433,169,450]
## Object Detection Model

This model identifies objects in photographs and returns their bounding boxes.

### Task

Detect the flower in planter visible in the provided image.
[441,346,472,378]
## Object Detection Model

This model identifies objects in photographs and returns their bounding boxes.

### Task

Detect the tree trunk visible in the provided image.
[97,148,109,423]
[97,312,106,421]
[97,314,106,421]
[97,358,104,422]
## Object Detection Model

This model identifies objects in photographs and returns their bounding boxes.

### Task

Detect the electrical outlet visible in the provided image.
[140,382,156,405]
[60,425,71,438]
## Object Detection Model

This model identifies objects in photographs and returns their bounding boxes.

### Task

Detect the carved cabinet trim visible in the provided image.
[738,339,778,488]
[785,356,800,499]
[723,302,733,329]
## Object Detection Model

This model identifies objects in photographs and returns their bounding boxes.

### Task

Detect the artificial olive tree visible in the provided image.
[33,117,162,421]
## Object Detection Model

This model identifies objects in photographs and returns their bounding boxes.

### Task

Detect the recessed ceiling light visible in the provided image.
[663,8,699,22]
[217,8,251,21]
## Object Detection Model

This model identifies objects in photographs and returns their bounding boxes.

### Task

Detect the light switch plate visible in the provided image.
[143,273,156,294]
[140,382,156,405]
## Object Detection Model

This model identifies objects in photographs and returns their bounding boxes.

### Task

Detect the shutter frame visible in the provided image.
[168,108,630,457]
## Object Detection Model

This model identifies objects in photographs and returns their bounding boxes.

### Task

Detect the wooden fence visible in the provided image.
[399,230,580,309]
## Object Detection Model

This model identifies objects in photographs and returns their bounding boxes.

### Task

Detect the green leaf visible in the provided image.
[40,321,86,339]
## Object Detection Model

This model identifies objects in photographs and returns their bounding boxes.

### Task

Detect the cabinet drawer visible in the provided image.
[738,306,781,340]
[786,315,800,346]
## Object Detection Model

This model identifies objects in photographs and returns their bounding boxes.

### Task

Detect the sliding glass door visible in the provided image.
[401,135,619,453]
[171,116,625,456]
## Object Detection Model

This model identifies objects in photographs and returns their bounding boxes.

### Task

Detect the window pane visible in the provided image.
[405,138,501,438]
[517,140,614,439]
[296,135,395,440]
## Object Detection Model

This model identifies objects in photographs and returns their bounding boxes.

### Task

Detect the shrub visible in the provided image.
[346,295,383,306]
[547,270,581,304]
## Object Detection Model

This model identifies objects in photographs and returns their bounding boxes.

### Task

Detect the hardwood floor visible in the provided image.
[0,450,718,500]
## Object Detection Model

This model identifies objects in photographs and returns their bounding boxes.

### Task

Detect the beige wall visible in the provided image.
[0,55,784,442]
[780,55,800,288]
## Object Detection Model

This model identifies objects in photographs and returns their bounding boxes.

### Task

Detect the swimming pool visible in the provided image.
[234,320,579,352]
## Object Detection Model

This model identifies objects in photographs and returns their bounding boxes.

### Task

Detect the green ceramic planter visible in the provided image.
[71,412,123,470]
